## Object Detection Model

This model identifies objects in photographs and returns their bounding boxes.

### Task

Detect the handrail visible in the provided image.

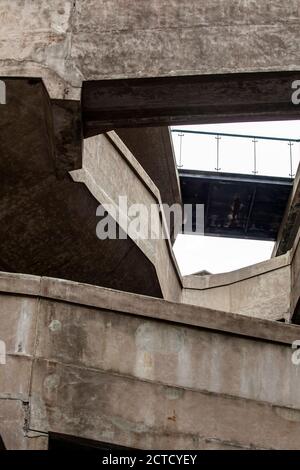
[171,129,300,143]
[171,129,299,177]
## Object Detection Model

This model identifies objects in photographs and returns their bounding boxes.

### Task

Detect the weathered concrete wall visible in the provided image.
[273,162,300,257]
[290,227,300,321]
[116,127,182,242]
[182,254,291,321]
[0,78,182,300]
[0,275,49,450]
[1,1,300,98]
[1,272,300,449]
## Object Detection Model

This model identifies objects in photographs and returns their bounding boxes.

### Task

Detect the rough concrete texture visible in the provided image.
[1,272,300,449]
[115,127,182,242]
[1,1,300,98]
[2,0,300,451]
[2,78,294,314]
[82,71,300,135]
[182,253,291,321]
[0,401,48,450]
[0,78,183,300]
[274,162,300,257]
[290,226,300,321]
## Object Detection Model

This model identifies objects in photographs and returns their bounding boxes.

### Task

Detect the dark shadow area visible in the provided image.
[291,297,300,324]
[0,435,6,450]
[49,433,134,451]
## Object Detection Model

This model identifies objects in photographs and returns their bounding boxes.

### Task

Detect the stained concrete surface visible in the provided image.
[1,0,300,451]
[0,78,183,299]
[183,253,291,321]
[1,1,300,98]
[71,131,182,301]
[1,272,300,449]
[290,226,300,322]
[115,127,182,242]
[274,161,300,257]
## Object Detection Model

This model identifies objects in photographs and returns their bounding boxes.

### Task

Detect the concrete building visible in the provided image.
[1,0,300,450]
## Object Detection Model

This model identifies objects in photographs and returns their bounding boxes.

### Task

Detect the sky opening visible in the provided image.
[172,120,300,276]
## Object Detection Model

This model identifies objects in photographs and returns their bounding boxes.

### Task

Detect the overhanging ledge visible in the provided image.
[82,71,300,136]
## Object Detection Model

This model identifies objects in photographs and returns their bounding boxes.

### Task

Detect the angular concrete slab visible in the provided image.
[0,78,182,300]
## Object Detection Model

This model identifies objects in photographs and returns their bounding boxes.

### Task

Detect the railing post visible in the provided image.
[171,129,297,178]
[288,141,295,177]
[215,134,221,171]
[177,132,184,168]
[252,138,258,174]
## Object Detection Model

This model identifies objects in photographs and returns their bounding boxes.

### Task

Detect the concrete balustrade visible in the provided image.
[182,254,291,321]
[1,272,300,449]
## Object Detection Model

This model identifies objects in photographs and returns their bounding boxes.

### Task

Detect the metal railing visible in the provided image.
[171,129,300,178]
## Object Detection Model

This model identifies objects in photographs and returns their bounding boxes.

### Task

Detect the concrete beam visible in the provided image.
[82,72,300,136]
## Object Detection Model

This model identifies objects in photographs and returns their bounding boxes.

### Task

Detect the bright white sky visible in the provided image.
[172,120,300,276]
